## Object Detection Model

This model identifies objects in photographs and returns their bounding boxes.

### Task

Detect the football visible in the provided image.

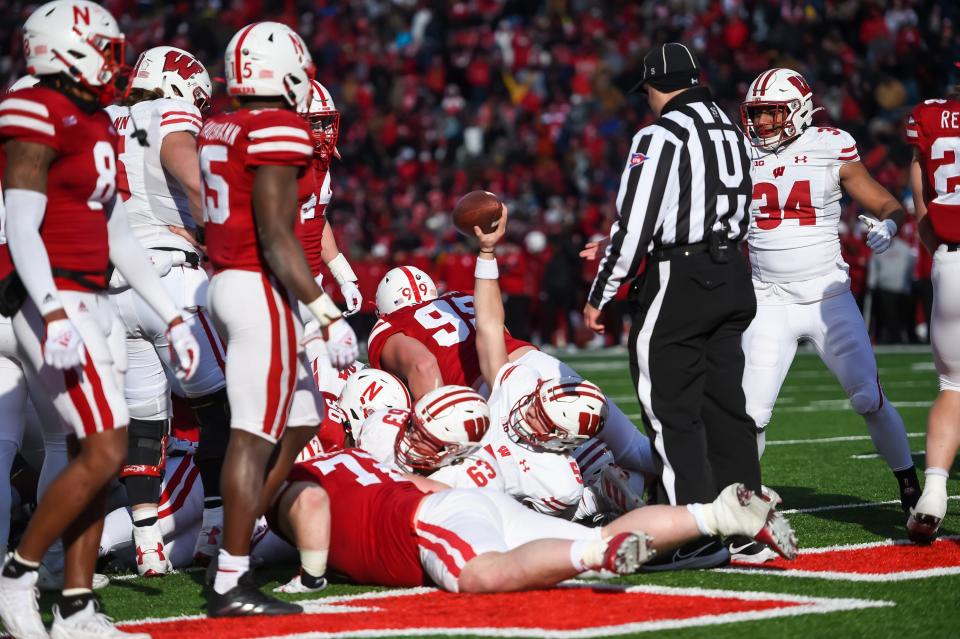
[452,190,503,235]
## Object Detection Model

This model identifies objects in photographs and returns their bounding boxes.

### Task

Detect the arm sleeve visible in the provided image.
[587,127,670,309]
[107,197,180,324]
[244,111,314,168]
[4,189,62,315]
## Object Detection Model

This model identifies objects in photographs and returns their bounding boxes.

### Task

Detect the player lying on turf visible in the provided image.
[268,440,796,594]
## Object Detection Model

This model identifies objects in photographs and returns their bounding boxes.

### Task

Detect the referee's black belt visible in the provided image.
[651,241,710,261]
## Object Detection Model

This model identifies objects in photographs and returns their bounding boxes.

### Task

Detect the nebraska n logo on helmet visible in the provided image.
[22,0,125,104]
[338,367,412,427]
[129,46,212,111]
[225,22,315,109]
[740,68,823,151]
[508,376,608,453]
[376,266,439,315]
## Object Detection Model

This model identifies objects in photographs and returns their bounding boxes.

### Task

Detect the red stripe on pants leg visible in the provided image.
[82,354,114,432]
[416,536,463,578]
[64,368,98,437]
[261,275,284,437]
[416,522,477,562]
[197,311,226,371]
[273,282,299,440]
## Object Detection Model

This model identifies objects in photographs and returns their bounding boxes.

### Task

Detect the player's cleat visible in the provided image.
[897,469,922,514]
[50,600,149,639]
[0,566,48,639]
[726,534,779,564]
[601,532,654,575]
[37,564,109,592]
[273,572,328,594]
[907,490,947,545]
[193,523,222,567]
[711,483,798,560]
[207,572,303,617]
[133,523,171,577]
[639,537,729,572]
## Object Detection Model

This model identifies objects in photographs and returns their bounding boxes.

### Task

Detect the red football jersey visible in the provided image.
[287,448,427,587]
[906,98,960,242]
[295,159,329,277]
[198,108,313,273]
[0,87,118,290]
[367,291,534,388]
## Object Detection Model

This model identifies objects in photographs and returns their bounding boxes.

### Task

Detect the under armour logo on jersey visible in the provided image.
[773,166,785,178]
[519,460,531,473]
[795,155,808,163]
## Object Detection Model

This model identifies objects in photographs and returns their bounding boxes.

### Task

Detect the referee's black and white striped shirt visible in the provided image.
[588,86,752,308]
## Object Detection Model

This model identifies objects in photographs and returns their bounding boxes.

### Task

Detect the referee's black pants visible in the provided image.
[628,248,760,506]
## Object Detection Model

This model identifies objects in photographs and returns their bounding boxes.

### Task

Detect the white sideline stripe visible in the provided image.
[778,400,932,413]
[719,537,960,583]
[851,450,923,460]
[257,583,892,638]
[766,432,925,446]
[782,495,960,515]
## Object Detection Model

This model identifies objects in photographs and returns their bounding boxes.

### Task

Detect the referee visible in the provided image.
[584,43,759,565]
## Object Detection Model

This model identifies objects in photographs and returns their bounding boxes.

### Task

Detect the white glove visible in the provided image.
[43,318,86,369]
[859,215,898,254]
[109,250,185,289]
[320,318,358,370]
[165,320,200,381]
[339,281,363,317]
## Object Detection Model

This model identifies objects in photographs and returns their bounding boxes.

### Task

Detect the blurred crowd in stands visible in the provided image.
[0,0,956,347]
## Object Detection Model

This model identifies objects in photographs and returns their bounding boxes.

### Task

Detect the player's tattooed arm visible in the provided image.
[472,205,509,389]
[3,139,55,193]
[252,164,326,304]
[840,160,906,229]
[910,149,940,254]
[159,131,204,225]
[380,334,443,400]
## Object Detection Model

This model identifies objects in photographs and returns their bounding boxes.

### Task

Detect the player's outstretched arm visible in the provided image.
[380,333,444,399]
[472,206,509,389]
[842,161,906,253]
[910,149,940,254]
[159,131,204,225]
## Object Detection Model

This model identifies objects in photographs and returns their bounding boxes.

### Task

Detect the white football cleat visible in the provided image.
[273,573,328,594]
[907,489,947,545]
[712,483,798,560]
[37,564,108,592]
[601,532,655,574]
[0,564,48,639]
[133,523,171,578]
[50,600,149,639]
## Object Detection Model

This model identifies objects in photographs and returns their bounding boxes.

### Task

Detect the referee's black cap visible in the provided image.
[631,42,701,94]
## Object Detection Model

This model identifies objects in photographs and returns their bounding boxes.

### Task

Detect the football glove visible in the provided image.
[43,318,86,369]
[323,318,358,370]
[339,281,363,317]
[166,319,200,381]
[859,215,897,254]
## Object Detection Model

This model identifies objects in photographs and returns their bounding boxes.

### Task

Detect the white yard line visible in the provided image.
[765,432,925,446]
[782,495,960,515]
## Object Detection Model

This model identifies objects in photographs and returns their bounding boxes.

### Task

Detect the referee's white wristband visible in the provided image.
[306,293,342,328]
[474,256,499,280]
[326,253,357,286]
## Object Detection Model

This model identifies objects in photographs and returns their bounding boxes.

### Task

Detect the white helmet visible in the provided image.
[8,75,39,92]
[396,386,490,472]
[338,368,412,427]
[741,68,820,150]
[129,46,212,111]
[375,266,438,315]
[299,79,340,164]
[507,377,608,453]
[225,22,314,109]
[22,1,124,96]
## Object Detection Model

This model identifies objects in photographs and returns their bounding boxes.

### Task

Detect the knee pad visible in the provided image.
[848,384,882,415]
[121,418,168,505]
[191,388,231,463]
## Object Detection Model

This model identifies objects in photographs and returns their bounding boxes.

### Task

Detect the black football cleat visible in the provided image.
[639,537,730,572]
[207,572,303,617]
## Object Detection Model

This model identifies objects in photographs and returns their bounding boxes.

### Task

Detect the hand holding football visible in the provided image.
[452,190,503,235]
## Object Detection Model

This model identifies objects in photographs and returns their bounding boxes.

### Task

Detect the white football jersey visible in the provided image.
[747,126,861,301]
[106,99,202,253]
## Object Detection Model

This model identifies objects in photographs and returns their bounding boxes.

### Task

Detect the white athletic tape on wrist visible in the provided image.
[327,253,357,286]
[474,256,499,280]
[307,294,342,328]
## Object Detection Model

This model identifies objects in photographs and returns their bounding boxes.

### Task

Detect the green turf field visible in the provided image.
[25,347,960,638]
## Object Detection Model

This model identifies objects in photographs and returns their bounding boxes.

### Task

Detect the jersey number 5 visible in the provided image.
[199,145,231,224]
[753,180,815,230]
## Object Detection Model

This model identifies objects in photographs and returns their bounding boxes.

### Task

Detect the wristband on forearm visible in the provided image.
[326,253,357,285]
[474,255,499,280]
[307,293,342,328]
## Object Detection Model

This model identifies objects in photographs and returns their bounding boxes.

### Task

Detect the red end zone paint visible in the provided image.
[119,584,890,638]
[728,537,960,581]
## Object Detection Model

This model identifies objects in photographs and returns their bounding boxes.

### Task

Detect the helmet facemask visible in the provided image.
[51,32,126,105]
[306,111,339,167]
[507,382,593,453]
[741,101,798,150]
[394,415,481,473]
